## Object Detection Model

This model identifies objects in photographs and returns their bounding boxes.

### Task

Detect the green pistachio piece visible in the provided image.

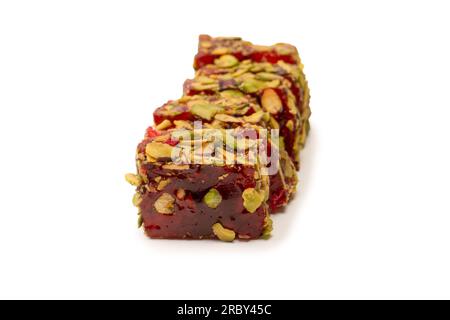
[190,82,220,91]
[195,76,216,84]
[219,89,244,98]
[154,193,175,214]
[212,223,235,242]
[214,113,243,123]
[211,47,229,55]
[249,65,264,73]
[275,44,293,56]
[173,120,193,130]
[269,116,280,129]
[300,119,310,147]
[214,54,239,68]
[157,178,171,191]
[286,120,294,131]
[261,216,273,239]
[132,193,142,207]
[145,142,174,159]
[243,110,265,124]
[155,119,172,131]
[240,78,267,93]
[203,188,222,209]
[256,72,283,81]
[191,104,224,121]
[242,188,265,213]
[261,88,283,114]
[125,173,142,186]
[282,153,296,179]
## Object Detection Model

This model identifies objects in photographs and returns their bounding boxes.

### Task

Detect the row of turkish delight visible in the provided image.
[126,35,310,241]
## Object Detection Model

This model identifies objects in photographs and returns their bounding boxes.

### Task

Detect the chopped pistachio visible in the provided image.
[173,120,193,130]
[157,178,171,191]
[145,142,174,159]
[242,188,265,213]
[162,164,189,170]
[203,188,222,209]
[212,223,236,242]
[209,120,224,129]
[200,41,212,48]
[275,44,293,56]
[153,134,170,142]
[125,173,142,186]
[249,64,264,73]
[286,91,298,115]
[269,116,280,129]
[300,119,310,147]
[191,104,224,121]
[229,106,250,116]
[240,78,266,93]
[190,82,219,91]
[261,89,282,114]
[231,66,251,78]
[219,89,244,98]
[243,110,265,124]
[154,193,175,214]
[266,79,281,88]
[256,72,283,81]
[214,114,243,123]
[155,119,172,131]
[195,76,216,84]
[145,185,156,193]
[132,193,142,207]
[214,54,238,68]
[211,47,229,55]
[286,119,294,132]
[137,214,143,228]
[283,155,295,179]
[261,216,273,239]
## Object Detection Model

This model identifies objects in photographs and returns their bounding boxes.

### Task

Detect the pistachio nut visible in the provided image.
[162,164,190,170]
[191,104,224,121]
[261,89,282,114]
[157,178,171,191]
[212,223,235,242]
[173,120,193,130]
[243,110,265,124]
[256,72,283,81]
[155,119,172,131]
[145,142,174,160]
[125,173,142,186]
[240,78,267,93]
[214,54,238,68]
[286,119,294,132]
[219,89,244,99]
[242,188,265,213]
[154,193,175,214]
[211,47,229,55]
[137,214,143,228]
[203,188,222,209]
[132,192,142,207]
[214,114,243,123]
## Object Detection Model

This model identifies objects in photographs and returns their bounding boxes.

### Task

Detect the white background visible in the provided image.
[0,0,449,299]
